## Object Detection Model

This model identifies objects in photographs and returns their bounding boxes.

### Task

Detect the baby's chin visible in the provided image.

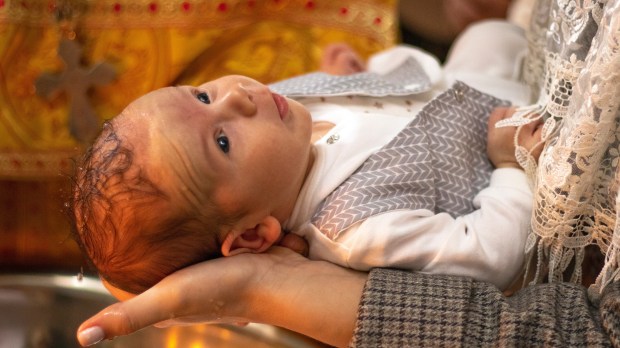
[101,278,137,302]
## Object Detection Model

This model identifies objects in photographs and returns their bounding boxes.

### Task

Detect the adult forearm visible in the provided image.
[352,268,614,346]
[247,258,367,347]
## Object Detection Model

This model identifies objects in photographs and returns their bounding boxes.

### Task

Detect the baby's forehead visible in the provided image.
[106,106,162,177]
[119,89,167,121]
[112,85,212,171]
[117,86,192,128]
[112,109,149,147]
[113,91,205,183]
[113,87,174,139]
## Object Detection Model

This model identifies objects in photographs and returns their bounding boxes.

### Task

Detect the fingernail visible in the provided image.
[78,326,105,346]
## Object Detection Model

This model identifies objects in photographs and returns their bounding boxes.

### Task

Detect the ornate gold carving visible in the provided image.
[0,0,396,178]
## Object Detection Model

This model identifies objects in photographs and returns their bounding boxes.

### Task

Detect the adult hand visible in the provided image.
[76,247,366,348]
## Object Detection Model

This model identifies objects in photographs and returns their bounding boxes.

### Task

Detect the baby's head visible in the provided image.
[72,75,314,296]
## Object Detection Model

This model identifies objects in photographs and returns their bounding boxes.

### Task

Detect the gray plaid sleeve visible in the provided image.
[601,282,620,347]
[351,269,617,347]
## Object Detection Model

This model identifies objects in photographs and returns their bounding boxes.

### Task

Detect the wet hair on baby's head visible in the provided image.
[71,120,225,294]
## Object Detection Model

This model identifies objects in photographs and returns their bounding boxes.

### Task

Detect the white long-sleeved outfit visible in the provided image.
[282,21,533,290]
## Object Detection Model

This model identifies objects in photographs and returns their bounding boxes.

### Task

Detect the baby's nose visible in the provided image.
[224,83,257,116]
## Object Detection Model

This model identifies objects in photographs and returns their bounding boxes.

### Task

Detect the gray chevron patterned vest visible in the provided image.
[311,82,509,240]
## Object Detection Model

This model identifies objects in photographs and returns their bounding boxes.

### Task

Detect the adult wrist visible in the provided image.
[243,253,311,322]
[243,251,366,347]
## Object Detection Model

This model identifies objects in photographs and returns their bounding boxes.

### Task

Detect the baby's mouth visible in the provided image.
[271,92,289,120]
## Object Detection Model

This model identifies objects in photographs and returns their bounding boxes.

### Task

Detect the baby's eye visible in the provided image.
[216,133,230,153]
[196,92,211,104]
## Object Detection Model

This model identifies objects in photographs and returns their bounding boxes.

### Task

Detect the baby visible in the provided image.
[73,49,543,298]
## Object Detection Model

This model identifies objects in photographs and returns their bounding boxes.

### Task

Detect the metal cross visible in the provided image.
[36,38,116,144]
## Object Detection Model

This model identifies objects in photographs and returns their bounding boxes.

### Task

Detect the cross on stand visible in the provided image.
[36,38,116,144]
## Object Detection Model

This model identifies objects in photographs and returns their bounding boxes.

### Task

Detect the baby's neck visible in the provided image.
[311,121,335,143]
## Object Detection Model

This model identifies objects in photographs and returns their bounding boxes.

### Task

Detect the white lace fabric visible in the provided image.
[500,0,620,292]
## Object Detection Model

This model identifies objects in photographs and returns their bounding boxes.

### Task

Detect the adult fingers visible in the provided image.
[76,290,171,346]
[77,283,196,346]
[77,266,212,346]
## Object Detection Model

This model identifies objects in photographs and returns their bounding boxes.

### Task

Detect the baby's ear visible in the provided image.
[221,216,282,256]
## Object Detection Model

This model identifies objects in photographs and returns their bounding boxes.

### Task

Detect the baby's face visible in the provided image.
[116,75,314,225]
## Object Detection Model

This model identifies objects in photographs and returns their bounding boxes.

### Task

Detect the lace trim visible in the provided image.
[519,0,618,293]
[495,104,554,189]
